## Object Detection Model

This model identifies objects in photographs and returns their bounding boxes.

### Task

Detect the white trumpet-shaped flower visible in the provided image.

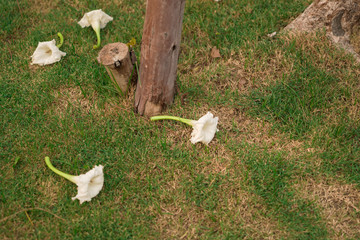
[71,165,104,204]
[189,112,219,144]
[78,9,113,49]
[45,157,104,204]
[31,39,66,66]
[151,112,219,145]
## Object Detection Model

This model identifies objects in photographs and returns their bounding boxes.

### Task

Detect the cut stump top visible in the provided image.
[97,42,129,66]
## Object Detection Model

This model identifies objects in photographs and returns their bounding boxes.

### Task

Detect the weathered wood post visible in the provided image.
[135,0,186,116]
[98,42,133,96]
[285,0,360,61]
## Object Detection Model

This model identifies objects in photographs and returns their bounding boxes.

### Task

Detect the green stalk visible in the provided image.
[56,32,64,48]
[45,157,76,183]
[93,28,101,49]
[150,115,194,126]
[107,66,124,96]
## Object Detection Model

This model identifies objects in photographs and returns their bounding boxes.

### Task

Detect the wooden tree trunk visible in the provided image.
[97,43,133,96]
[285,0,360,61]
[135,0,186,116]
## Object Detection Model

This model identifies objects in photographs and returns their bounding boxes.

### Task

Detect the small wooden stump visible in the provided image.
[97,43,133,95]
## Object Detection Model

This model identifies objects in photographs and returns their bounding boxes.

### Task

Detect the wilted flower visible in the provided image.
[151,112,219,145]
[78,9,113,49]
[189,112,219,144]
[45,157,104,204]
[31,39,66,66]
[71,165,104,204]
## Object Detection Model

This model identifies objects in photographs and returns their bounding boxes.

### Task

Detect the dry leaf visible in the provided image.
[238,79,247,89]
[211,47,221,58]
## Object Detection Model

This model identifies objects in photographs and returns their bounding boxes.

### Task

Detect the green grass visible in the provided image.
[1,0,360,239]
[248,34,360,186]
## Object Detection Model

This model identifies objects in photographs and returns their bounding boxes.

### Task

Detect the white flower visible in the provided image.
[31,40,66,66]
[71,165,104,204]
[151,112,219,145]
[78,9,113,49]
[190,112,219,145]
[78,9,113,29]
[45,157,104,204]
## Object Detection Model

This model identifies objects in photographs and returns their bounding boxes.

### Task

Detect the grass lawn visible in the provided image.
[1,0,360,239]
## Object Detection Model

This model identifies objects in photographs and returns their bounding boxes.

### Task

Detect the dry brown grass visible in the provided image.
[351,26,360,54]
[50,86,98,117]
[154,179,288,239]
[294,178,360,239]
[215,105,307,161]
[151,30,360,238]
[136,101,295,238]
[179,45,294,98]
[282,32,357,70]
[147,30,360,239]
[37,178,61,206]
[28,0,61,14]
[49,84,138,118]
[2,163,15,181]
[4,0,360,239]
[149,102,308,238]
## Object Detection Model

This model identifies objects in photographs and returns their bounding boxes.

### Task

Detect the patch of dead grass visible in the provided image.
[149,104,304,239]
[28,0,61,14]
[179,40,298,103]
[350,26,360,54]
[2,163,15,181]
[294,178,360,239]
[154,181,288,239]
[229,47,294,90]
[281,32,356,69]
[61,0,87,10]
[159,102,309,177]
[0,219,36,240]
[216,106,306,158]
[50,86,97,118]
[37,178,61,206]
[49,85,135,117]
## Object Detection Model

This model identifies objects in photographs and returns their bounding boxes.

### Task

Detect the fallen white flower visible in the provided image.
[151,112,219,145]
[45,157,104,204]
[71,165,104,204]
[189,112,219,145]
[78,9,113,49]
[31,40,66,66]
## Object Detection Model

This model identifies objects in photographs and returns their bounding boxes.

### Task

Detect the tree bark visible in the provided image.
[285,0,360,61]
[135,0,186,116]
[97,43,133,96]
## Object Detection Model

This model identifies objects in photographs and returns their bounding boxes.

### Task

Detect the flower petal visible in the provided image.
[31,40,66,66]
[71,165,104,204]
[190,112,219,145]
[78,9,113,29]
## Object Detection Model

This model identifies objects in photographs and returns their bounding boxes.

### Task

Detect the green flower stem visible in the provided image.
[150,115,194,126]
[56,32,64,48]
[93,28,101,49]
[45,157,76,183]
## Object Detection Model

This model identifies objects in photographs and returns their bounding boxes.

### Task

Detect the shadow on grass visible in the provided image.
[247,45,360,186]
[231,143,328,239]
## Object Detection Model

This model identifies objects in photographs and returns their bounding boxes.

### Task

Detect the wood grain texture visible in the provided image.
[285,0,360,61]
[135,0,186,116]
[97,43,133,95]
